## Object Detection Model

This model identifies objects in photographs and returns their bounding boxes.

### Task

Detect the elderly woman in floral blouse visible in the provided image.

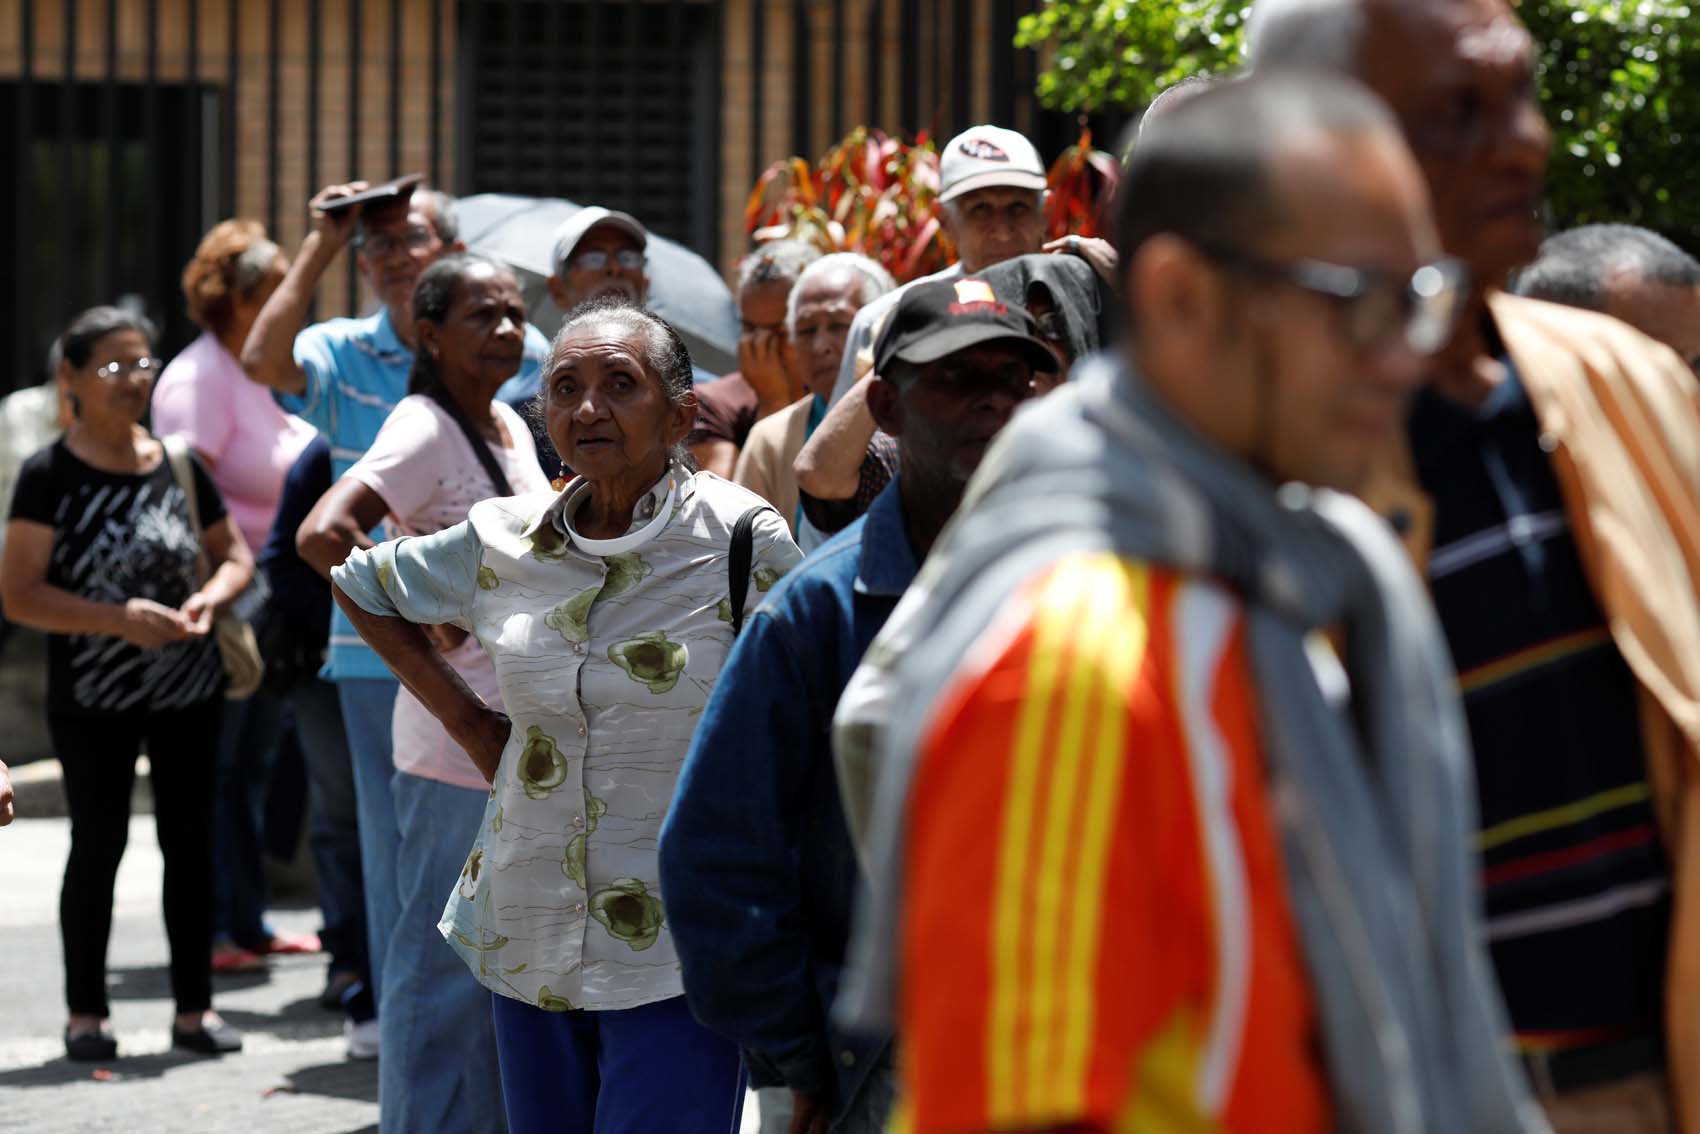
[331,299,799,1134]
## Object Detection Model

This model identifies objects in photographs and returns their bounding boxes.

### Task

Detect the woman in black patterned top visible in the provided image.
[0,307,253,1062]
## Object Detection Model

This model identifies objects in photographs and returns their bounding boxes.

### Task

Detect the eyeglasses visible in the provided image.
[94,357,163,381]
[569,249,645,272]
[353,226,439,257]
[1196,243,1469,357]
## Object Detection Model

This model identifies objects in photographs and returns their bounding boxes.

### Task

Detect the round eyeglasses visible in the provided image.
[94,357,163,381]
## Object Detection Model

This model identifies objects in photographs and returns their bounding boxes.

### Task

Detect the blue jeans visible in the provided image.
[491,994,746,1134]
[335,676,400,1011]
[212,691,288,948]
[290,678,368,986]
[380,771,505,1134]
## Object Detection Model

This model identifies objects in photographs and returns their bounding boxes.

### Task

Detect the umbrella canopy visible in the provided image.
[456,194,738,377]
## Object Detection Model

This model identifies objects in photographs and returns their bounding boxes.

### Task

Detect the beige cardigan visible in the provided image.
[733,395,814,535]
[1364,291,1700,1130]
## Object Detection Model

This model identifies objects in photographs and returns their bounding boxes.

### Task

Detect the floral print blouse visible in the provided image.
[333,469,801,1011]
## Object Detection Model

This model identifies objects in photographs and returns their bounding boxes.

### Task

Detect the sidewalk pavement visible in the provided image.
[0,814,770,1134]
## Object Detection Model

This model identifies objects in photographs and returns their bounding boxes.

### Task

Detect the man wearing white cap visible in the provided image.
[819,124,1114,408]
[795,126,1115,534]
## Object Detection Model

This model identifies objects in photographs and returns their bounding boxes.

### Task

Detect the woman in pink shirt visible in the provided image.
[153,220,318,973]
[298,253,548,1131]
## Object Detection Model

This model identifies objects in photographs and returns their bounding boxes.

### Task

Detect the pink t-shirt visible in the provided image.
[152,332,316,551]
[344,394,548,791]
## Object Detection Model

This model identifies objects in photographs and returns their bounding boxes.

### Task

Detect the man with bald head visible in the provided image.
[1253,3,1700,1129]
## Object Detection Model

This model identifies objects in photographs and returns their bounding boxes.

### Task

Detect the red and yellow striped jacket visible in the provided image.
[897,551,1332,1133]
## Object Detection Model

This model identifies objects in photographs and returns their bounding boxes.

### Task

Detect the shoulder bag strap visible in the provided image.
[161,435,212,584]
[427,388,515,499]
[728,506,765,636]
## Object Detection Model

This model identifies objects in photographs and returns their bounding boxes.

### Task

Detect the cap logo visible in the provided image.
[958,137,1010,162]
[948,278,1008,317]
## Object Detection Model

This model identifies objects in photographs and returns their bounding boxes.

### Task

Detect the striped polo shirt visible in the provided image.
[1409,359,1670,1055]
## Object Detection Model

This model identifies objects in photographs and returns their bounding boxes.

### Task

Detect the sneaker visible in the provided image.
[345,1017,380,1060]
[64,1025,118,1062]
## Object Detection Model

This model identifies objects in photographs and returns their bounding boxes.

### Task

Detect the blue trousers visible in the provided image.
[380,771,506,1134]
[290,678,368,988]
[491,994,746,1134]
[212,691,287,948]
[335,676,400,1010]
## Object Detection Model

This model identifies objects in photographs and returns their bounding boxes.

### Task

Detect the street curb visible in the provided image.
[11,755,153,820]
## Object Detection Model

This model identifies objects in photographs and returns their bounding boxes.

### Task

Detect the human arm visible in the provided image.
[0,519,194,646]
[1042,234,1119,287]
[180,515,254,632]
[330,522,505,781]
[794,375,879,501]
[297,477,389,581]
[238,182,367,396]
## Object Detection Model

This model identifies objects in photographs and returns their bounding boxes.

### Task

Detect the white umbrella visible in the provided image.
[456,193,738,377]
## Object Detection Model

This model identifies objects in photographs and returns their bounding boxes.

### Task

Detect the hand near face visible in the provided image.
[739,327,796,407]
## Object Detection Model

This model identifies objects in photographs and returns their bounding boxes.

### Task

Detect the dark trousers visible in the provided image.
[50,701,221,1018]
[212,691,287,949]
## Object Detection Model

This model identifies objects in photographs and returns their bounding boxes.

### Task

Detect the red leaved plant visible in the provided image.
[745,126,1119,278]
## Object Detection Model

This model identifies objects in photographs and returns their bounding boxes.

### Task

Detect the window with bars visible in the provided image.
[459,0,721,261]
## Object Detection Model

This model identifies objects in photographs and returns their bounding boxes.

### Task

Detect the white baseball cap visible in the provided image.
[938,125,1047,203]
[550,206,648,273]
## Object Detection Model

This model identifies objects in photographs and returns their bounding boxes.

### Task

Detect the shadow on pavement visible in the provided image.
[105,962,274,1000]
[285,1058,379,1105]
[0,1049,200,1089]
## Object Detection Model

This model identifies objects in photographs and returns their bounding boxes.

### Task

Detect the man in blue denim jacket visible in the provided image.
[660,277,1056,1132]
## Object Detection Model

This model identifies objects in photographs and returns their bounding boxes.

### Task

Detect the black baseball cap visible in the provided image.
[873,276,1059,376]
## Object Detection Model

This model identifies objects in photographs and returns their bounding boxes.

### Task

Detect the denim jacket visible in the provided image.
[660,482,914,1117]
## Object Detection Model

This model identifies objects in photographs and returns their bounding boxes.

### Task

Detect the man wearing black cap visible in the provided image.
[658,277,1055,1134]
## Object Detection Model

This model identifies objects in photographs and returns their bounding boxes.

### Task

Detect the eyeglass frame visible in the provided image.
[1190,240,1469,357]
[566,249,646,273]
[351,225,441,258]
[93,357,164,381]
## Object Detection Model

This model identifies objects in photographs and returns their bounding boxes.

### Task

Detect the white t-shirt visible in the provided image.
[345,394,549,791]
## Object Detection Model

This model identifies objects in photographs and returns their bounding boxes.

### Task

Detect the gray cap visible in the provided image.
[550,206,648,273]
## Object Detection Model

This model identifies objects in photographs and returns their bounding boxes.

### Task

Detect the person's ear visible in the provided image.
[664,389,697,446]
[937,204,959,247]
[638,275,650,306]
[417,319,441,360]
[1130,234,1232,353]
[865,375,904,437]
[447,238,466,254]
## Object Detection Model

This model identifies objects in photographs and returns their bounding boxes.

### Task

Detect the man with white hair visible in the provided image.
[1253,2,1700,1128]
[735,253,896,536]
[688,240,822,479]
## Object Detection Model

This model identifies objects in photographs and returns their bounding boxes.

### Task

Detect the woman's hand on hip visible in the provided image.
[449,705,512,785]
[116,598,195,648]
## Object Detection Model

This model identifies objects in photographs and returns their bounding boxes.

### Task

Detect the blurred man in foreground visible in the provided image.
[834,72,1542,1133]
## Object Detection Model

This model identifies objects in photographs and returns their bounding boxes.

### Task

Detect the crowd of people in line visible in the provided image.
[4,0,1700,1130]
